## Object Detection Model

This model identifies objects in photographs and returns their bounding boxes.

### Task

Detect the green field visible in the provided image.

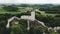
[0,7,27,14]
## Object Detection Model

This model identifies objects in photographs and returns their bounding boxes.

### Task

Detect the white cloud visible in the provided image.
[0,0,60,4]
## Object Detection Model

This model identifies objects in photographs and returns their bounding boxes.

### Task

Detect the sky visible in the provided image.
[0,0,60,4]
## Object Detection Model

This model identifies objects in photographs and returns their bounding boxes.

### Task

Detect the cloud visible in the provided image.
[0,0,60,4]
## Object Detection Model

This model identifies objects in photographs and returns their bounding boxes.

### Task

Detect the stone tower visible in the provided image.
[31,11,35,21]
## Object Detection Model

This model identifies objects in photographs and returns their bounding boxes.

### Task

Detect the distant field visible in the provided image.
[0,7,27,14]
[0,12,21,14]
[38,11,60,17]
[0,6,60,17]
[46,13,60,15]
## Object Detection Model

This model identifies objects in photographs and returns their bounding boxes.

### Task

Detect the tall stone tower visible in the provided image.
[31,11,35,21]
